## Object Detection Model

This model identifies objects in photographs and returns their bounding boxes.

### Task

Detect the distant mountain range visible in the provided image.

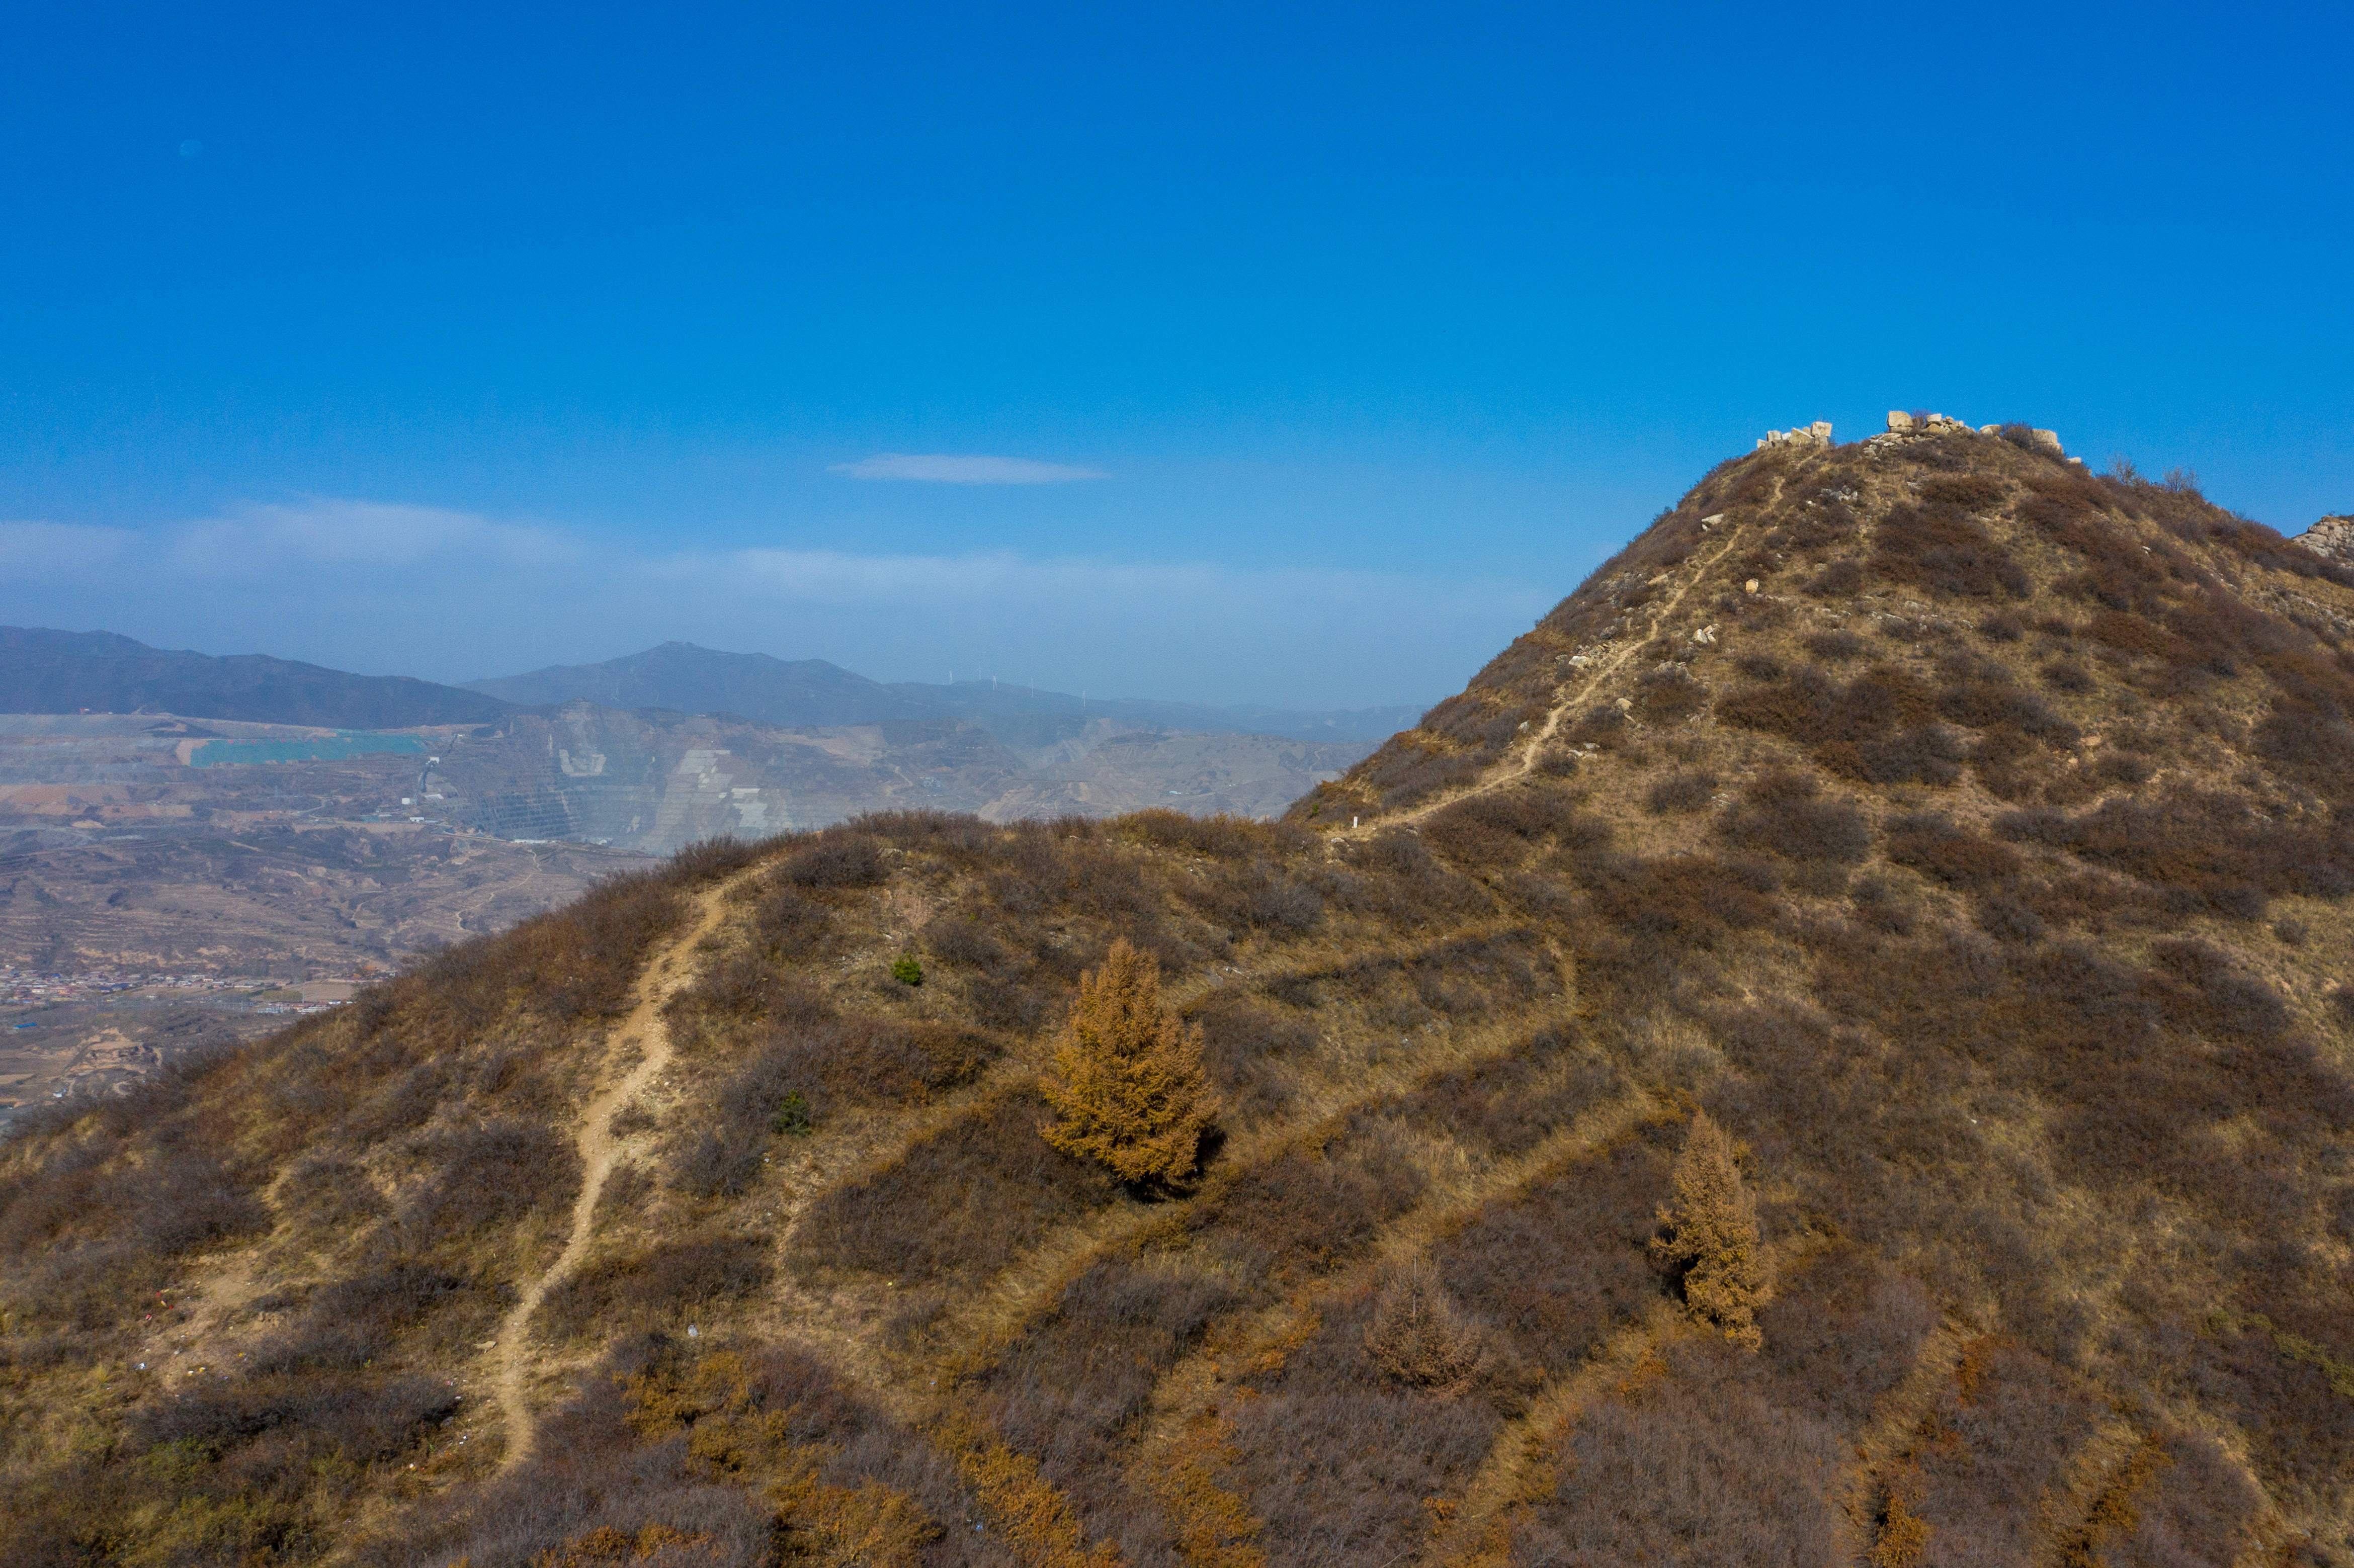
[0,627,512,730]
[0,629,1421,745]
[464,641,1421,744]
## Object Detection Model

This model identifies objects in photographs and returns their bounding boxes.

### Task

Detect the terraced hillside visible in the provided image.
[5,423,2353,1565]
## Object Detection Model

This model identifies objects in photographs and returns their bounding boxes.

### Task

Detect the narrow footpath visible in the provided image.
[490,877,742,1469]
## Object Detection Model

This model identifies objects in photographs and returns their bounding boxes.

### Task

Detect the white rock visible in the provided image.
[2295,514,2354,565]
[1887,411,1915,431]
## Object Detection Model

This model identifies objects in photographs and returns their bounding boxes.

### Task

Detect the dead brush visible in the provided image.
[1362,1258,1490,1393]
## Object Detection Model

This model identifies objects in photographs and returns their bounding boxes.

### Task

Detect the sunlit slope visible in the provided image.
[5,424,2352,1565]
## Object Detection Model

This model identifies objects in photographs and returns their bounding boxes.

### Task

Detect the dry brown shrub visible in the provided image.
[1040,939,1213,1190]
[1719,771,1869,866]
[1805,559,1865,597]
[1354,735,1486,808]
[1581,855,1777,950]
[774,833,886,889]
[1634,663,1709,723]
[537,1237,773,1343]
[1362,1260,1489,1392]
[530,1522,734,1566]
[1872,502,2030,599]
[1653,1111,1773,1350]
[1882,814,2025,890]
[402,1117,581,1237]
[798,1089,1119,1280]
[1978,609,2026,642]
[1920,474,2006,511]
[1420,786,1588,862]
[1646,771,1718,815]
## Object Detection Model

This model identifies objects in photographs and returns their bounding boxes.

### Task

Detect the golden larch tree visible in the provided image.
[1652,1109,1774,1350]
[1040,939,1211,1189]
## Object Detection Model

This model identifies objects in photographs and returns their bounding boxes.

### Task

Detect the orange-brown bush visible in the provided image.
[1039,940,1212,1190]
[1653,1111,1772,1350]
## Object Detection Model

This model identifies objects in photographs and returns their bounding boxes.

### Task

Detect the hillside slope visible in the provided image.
[5,424,2353,1566]
[0,628,517,730]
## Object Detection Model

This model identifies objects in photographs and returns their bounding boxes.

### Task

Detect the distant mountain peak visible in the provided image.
[0,626,513,729]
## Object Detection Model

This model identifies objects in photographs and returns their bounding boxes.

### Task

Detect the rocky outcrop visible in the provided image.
[1883,411,2066,457]
[2297,514,2354,565]
[1758,420,1833,449]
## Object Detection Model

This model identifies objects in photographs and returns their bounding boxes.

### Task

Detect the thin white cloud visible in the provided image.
[0,520,134,579]
[170,498,569,573]
[827,453,1109,484]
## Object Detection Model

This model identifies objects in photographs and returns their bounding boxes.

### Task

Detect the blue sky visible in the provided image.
[4,2,2348,707]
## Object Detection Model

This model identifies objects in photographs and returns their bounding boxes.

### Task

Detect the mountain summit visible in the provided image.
[6,422,2353,1564]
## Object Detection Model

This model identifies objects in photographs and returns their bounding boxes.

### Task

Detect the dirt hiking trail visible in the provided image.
[490,876,743,1469]
[1342,510,1758,839]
